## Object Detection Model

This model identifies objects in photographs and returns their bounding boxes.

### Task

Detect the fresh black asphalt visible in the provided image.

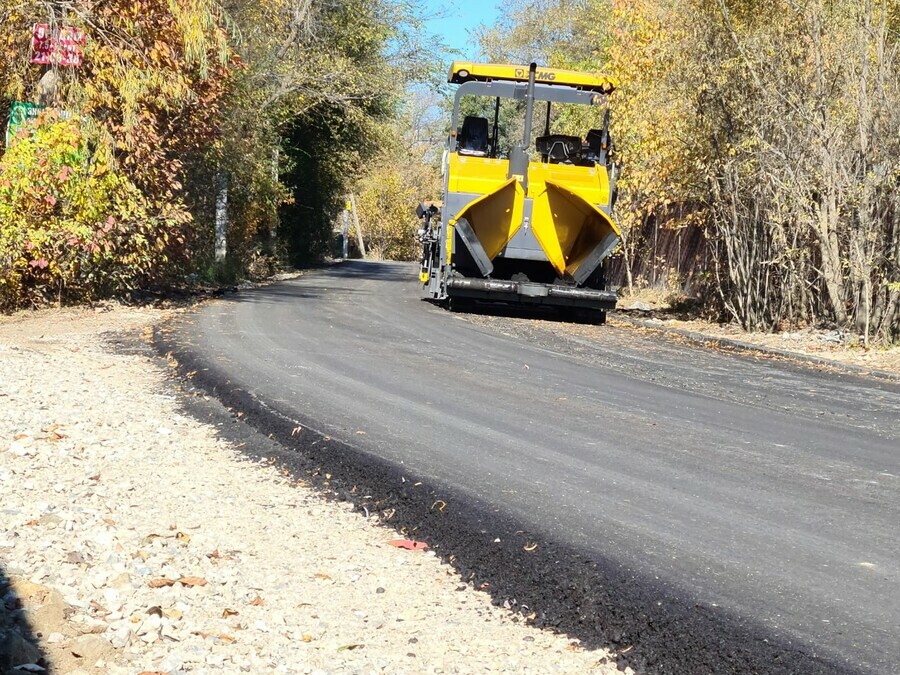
[157,260,900,674]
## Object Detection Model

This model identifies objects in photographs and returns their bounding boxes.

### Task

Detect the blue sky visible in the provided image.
[421,0,501,61]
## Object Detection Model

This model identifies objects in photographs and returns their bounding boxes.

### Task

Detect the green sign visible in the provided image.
[5,102,45,147]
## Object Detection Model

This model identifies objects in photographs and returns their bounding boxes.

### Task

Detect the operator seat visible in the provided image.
[458,116,490,156]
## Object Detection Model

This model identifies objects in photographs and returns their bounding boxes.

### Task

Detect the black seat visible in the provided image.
[458,116,490,156]
[536,134,581,163]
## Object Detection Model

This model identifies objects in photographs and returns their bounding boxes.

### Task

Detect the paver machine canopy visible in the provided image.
[417,62,621,320]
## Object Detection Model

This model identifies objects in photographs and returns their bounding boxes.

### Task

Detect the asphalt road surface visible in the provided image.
[164,261,900,674]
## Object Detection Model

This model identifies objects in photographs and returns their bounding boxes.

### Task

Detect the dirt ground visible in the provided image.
[613,299,900,378]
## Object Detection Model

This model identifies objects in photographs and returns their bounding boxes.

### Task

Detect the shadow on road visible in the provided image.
[0,564,48,671]
[326,259,415,283]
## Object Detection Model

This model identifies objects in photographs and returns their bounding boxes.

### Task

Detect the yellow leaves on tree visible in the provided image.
[0,0,234,307]
[355,155,439,262]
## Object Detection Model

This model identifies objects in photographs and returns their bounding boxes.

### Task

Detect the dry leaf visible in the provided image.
[164,608,183,620]
[301,633,313,642]
[192,630,236,643]
[148,578,176,588]
[388,539,428,551]
[176,531,191,543]
[178,576,207,587]
[337,644,363,651]
[103,519,116,527]
[222,608,239,618]
[523,543,538,552]
[249,595,264,606]
[313,573,331,581]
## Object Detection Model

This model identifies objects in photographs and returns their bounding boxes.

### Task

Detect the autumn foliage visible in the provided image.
[0,0,231,308]
[0,0,426,308]
[483,0,900,341]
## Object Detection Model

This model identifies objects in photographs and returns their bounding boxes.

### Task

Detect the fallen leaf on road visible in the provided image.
[249,595,264,606]
[337,644,363,651]
[222,608,239,618]
[178,576,207,587]
[301,633,313,642]
[523,543,538,552]
[388,539,428,551]
[148,578,176,588]
[176,531,191,543]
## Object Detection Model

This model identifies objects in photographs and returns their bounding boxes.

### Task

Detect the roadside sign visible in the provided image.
[30,23,86,66]
[31,24,52,64]
[57,27,86,67]
[5,102,45,147]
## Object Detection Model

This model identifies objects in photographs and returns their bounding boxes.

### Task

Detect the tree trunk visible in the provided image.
[215,171,228,263]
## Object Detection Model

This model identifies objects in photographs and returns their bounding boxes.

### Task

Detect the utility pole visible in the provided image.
[348,193,366,258]
[341,203,350,259]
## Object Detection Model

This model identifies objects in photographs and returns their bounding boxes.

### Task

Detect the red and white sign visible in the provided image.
[31,23,53,64]
[30,23,86,66]
[57,27,86,67]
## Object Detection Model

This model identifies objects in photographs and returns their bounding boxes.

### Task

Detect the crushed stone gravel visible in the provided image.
[0,305,626,674]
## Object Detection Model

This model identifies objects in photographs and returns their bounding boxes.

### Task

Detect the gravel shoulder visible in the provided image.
[610,312,900,378]
[0,305,625,674]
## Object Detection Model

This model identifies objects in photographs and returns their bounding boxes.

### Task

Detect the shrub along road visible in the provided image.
[160,260,900,675]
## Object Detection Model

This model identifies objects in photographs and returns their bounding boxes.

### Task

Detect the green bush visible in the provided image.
[0,117,187,310]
